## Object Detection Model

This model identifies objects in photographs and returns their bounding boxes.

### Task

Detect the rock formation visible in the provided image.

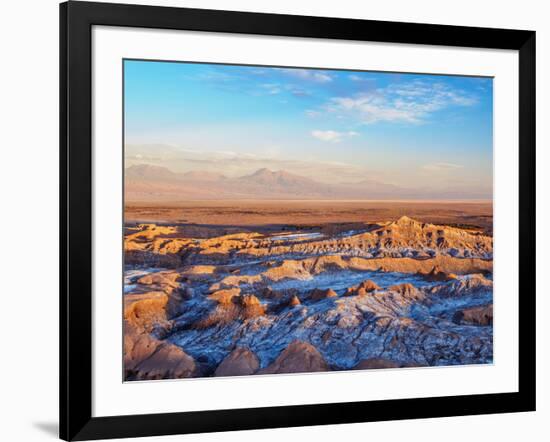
[124,216,493,268]
[309,288,338,301]
[453,304,493,326]
[123,216,494,379]
[214,347,260,377]
[258,341,329,374]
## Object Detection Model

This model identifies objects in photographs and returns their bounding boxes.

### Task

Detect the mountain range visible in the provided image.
[124,164,416,201]
[125,164,489,201]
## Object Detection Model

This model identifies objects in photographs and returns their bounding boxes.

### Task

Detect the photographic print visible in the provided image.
[123,60,494,381]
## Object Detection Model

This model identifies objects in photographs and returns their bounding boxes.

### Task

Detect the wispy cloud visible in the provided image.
[311,130,358,143]
[259,83,282,95]
[322,80,477,124]
[305,110,321,117]
[195,69,247,93]
[422,162,464,171]
[348,74,375,84]
[278,68,334,83]
[256,82,311,98]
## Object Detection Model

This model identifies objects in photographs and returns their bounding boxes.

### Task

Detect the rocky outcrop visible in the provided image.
[126,336,199,380]
[309,288,338,301]
[214,347,260,377]
[136,270,182,293]
[239,216,492,260]
[210,255,492,291]
[258,341,329,374]
[124,294,200,380]
[429,274,493,298]
[208,288,241,304]
[453,304,493,326]
[358,279,381,293]
[125,268,493,377]
[288,295,301,306]
[126,223,178,241]
[388,283,423,301]
[123,216,494,380]
[195,294,265,329]
[345,279,380,296]
[124,217,493,269]
[236,295,266,317]
[123,270,200,380]
[418,265,458,282]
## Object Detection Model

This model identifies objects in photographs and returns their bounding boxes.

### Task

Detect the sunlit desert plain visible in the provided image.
[123,197,493,380]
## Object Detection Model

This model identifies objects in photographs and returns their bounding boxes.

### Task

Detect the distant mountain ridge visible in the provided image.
[239,168,314,185]
[126,164,180,180]
[183,170,227,181]
[126,164,341,200]
[124,164,487,201]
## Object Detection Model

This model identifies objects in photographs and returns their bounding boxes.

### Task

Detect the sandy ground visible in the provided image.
[125,200,493,234]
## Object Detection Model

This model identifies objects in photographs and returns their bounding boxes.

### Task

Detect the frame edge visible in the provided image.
[518,31,536,412]
[60,1,537,440]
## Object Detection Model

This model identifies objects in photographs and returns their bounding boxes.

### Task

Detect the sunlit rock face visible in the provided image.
[124,216,493,267]
[214,347,260,377]
[123,217,493,380]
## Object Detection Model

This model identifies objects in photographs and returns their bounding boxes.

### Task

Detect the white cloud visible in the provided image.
[311,130,341,142]
[260,83,282,95]
[422,162,464,171]
[305,110,321,117]
[257,83,311,98]
[311,72,333,83]
[278,68,333,83]
[311,130,358,143]
[348,74,373,83]
[323,80,477,124]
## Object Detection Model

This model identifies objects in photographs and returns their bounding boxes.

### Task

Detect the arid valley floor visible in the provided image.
[123,201,493,380]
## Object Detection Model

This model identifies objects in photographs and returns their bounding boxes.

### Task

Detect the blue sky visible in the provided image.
[124,59,493,198]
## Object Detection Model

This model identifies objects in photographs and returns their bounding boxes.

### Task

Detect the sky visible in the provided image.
[124,59,493,199]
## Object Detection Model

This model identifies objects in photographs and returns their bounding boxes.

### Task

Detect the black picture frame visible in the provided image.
[60,1,536,440]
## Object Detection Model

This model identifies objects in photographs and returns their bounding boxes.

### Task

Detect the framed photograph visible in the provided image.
[60,1,536,440]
